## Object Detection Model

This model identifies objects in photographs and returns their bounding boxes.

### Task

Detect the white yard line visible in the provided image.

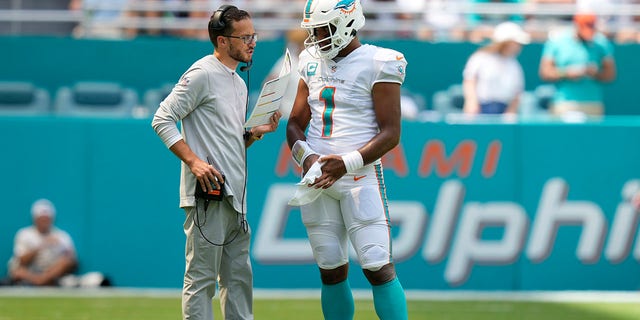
[1,287,640,303]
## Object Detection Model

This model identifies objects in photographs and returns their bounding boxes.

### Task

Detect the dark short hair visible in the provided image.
[208,6,251,48]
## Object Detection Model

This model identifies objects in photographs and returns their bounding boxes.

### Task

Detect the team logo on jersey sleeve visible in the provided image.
[307,62,318,76]
[178,76,190,86]
[397,65,405,76]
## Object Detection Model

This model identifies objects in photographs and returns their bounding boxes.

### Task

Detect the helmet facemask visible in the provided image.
[304,22,346,60]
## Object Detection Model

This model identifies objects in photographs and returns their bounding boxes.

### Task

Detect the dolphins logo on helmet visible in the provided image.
[301,0,365,59]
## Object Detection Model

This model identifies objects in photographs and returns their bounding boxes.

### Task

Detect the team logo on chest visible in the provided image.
[307,62,318,76]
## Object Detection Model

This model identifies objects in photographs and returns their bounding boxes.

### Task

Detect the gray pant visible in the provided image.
[182,200,253,320]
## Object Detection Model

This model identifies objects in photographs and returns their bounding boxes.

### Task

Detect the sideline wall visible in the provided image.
[1,116,639,290]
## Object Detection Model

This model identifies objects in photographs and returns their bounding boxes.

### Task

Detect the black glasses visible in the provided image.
[223,33,258,44]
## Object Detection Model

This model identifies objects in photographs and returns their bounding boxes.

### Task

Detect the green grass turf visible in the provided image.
[1,297,640,320]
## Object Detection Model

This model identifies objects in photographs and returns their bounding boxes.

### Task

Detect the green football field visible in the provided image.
[2,294,640,320]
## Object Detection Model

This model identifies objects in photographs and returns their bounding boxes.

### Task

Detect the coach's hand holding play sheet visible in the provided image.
[244,48,292,128]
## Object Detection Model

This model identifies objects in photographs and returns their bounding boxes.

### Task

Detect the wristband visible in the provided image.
[291,140,315,167]
[342,150,364,174]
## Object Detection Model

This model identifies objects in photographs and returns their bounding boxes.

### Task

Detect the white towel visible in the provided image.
[288,161,324,206]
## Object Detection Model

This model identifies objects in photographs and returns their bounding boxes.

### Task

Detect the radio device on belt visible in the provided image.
[194,156,225,202]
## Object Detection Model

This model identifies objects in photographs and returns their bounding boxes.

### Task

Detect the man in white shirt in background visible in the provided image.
[7,199,77,286]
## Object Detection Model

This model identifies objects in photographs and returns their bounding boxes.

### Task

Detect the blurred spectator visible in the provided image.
[419,0,467,42]
[0,0,77,36]
[539,12,617,117]
[5,199,77,286]
[576,0,639,43]
[123,0,168,38]
[178,0,210,39]
[389,0,423,38]
[69,0,128,38]
[263,28,307,118]
[523,0,575,42]
[527,0,574,9]
[363,0,398,38]
[181,0,251,40]
[462,22,530,115]
[362,0,422,38]
[159,0,199,38]
[467,0,525,43]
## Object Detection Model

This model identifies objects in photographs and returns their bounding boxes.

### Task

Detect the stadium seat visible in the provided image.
[517,91,537,116]
[400,88,427,120]
[448,84,465,110]
[534,84,555,111]
[142,82,174,117]
[432,84,465,116]
[0,81,50,115]
[54,81,139,117]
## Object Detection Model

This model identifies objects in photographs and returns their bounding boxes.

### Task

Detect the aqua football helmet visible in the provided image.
[301,0,365,59]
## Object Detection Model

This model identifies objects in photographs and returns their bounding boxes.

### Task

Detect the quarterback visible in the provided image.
[286,0,408,319]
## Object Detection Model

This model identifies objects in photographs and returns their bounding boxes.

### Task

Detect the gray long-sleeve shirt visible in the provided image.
[152,55,248,212]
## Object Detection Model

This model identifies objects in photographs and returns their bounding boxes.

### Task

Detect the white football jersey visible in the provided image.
[298,44,407,157]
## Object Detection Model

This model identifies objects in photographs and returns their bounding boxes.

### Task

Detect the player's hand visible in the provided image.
[309,154,347,189]
[302,154,320,176]
[190,158,224,193]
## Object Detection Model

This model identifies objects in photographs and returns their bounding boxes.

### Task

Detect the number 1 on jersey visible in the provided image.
[320,87,336,137]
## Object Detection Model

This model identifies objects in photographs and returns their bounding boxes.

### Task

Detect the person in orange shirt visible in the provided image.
[539,12,617,116]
